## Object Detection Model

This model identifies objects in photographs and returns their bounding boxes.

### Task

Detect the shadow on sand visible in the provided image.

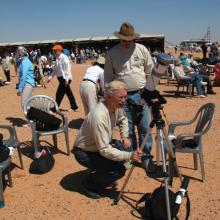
[68,118,84,129]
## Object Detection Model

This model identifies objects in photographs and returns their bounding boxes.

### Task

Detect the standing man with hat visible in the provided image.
[48,44,79,112]
[80,56,105,115]
[104,22,155,173]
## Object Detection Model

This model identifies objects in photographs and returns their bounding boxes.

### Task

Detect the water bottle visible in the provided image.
[173,176,190,215]
[175,177,190,204]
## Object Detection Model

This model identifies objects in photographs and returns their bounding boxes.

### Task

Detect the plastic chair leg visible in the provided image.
[199,152,205,182]
[17,146,24,169]
[65,130,70,155]
[53,134,58,148]
[193,153,198,170]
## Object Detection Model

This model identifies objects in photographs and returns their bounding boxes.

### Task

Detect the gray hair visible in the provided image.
[105,80,128,94]
[17,46,28,57]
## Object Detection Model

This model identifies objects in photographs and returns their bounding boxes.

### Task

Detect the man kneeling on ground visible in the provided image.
[73,80,142,199]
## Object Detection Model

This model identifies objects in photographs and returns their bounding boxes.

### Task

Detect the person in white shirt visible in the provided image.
[73,80,142,199]
[80,56,105,115]
[48,44,78,112]
[1,52,11,84]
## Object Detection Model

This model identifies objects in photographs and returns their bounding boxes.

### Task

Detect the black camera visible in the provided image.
[141,89,167,120]
[126,98,144,123]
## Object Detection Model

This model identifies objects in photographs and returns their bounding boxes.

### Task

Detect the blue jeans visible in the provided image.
[187,72,203,95]
[124,91,153,159]
[73,140,126,188]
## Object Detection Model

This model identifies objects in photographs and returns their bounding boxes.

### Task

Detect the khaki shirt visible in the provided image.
[74,102,132,161]
[104,43,153,91]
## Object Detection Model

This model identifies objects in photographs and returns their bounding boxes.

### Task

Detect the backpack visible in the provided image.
[134,185,190,220]
[0,133,10,163]
[29,148,55,174]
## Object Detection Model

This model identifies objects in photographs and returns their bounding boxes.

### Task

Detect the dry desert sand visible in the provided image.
[0,52,220,220]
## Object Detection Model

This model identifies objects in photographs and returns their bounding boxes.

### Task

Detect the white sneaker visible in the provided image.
[8,147,15,156]
[197,95,206,98]
[201,81,207,86]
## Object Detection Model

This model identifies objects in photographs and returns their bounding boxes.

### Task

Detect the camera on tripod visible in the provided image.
[141,89,167,120]
[141,52,174,120]
[126,98,143,122]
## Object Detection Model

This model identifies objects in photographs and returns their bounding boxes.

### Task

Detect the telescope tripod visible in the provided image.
[113,115,182,220]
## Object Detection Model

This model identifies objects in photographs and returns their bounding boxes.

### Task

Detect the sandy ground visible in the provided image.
[0,54,220,219]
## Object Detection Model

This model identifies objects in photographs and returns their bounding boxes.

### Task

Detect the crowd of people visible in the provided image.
[0,21,219,200]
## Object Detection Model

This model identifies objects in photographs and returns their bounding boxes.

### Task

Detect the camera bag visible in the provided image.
[172,139,198,149]
[27,107,62,131]
[0,145,10,163]
[0,133,10,163]
[29,149,55,174]
[134,185,190,220]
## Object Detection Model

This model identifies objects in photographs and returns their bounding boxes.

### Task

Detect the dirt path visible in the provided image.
[0,60,219,219]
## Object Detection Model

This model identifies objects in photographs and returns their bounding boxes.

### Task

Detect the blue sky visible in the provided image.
[0,0,219,45]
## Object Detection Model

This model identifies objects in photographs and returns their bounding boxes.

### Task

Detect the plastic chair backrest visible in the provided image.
[193,103,215,143]
[23,95,59,116]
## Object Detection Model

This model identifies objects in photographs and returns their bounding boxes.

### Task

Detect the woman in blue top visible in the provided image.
[16,46,35,111]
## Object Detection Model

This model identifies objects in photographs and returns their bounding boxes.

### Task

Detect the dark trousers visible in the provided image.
[4,70,10,82]
[73,140,126,188]
[56,77,78,110]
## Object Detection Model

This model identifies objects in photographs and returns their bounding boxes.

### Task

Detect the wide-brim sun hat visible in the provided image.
[52,44,63,51]
[96,56,105,65]
[114,22,140,41]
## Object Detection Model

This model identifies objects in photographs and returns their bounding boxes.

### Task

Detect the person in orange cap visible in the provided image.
[48,44,79,112]
[52,44,63,51]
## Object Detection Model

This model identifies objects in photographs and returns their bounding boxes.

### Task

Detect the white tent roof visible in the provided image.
[108,36,118,40]
[91,36,108,41]
[9,41,26,46]
[39,39,57,44]
[74,37,91,42]
[0,33,164,47]
[139,33,164,38]
[0,42,9,46]
[56,38,74,43]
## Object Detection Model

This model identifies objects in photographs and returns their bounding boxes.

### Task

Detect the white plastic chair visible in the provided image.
[0,125,23,169]
[168,103,215,181]
[23,95,70,155]
[0,125,21,208]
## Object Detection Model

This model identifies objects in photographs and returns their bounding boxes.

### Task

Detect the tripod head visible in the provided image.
[141,89,167,128]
